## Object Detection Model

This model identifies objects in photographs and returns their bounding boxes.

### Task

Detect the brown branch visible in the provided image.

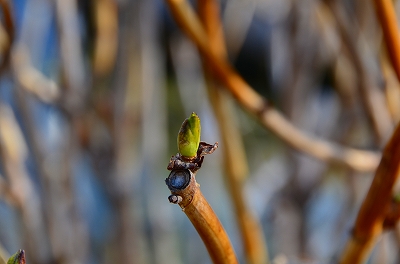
[326,0,393,144]
[0,0,14,73]
[373,0,400,83]
[339,122,400,264]
[93,0,118,77]
[166,169,238,264]
[165,0,381,172]
[197,0,269,263]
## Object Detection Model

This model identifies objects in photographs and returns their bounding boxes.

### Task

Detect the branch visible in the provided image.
[0,104,51,263]
[0,0,14,73]
[165,0,381,172]
[55,0,86,112]
[339,122,400,264]
[92,0,118,77]
[166,169,238,264]
[326,0,393,144]
[197,0,269,263]
[373,0,400,83]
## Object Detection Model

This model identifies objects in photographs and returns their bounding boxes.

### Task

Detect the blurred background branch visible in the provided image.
[197,0,269,262]
[0,0,400,263]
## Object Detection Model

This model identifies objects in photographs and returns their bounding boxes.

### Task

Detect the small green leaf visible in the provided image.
[177,112,201,158]
[7,250,25,264]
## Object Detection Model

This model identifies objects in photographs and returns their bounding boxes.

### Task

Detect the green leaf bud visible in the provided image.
[177,112,201,158]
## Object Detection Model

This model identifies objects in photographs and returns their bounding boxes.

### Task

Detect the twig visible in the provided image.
[92,0,118,77]
[206,83,269,264]
[197,0,269,263]
[373,0,400,83]
[165,0,380,172]
[55,0,86,112]
[166,169,238,264]
[339,122,400,264]
[0,0,14,73]
[13,80,88,263]
[0,104,51,263]
[54,1,92,261]
[326,0,393,144]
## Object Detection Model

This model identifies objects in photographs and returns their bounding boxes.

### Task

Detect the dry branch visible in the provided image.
[0,105,51,264]
[197,0,269,263]
[166,169,238,264]
[339,122,400,264]
[326,0,393,144]
[0,0,14,73]
[373,0,400,83]
[165,0,381,172]
[93,0,118,77]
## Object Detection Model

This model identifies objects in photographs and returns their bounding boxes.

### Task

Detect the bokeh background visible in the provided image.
[0,0,399,263]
